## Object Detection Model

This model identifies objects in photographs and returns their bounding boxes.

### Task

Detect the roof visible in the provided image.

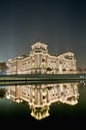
[31,41,48,48]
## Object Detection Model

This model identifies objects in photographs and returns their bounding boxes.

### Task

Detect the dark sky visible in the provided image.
[0,0,86,68]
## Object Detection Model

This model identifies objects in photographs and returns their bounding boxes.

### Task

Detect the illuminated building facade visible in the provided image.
[7,41,77,74]
[6,83,79,120]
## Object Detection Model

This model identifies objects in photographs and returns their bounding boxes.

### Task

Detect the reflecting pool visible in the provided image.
[0,81,86,129]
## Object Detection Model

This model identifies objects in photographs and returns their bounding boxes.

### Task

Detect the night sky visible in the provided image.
[0,0,86,68]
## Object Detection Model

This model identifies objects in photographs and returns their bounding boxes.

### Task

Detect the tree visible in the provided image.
[0,62,8,70]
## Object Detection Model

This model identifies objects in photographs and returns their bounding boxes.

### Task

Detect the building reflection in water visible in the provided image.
[6,82,79,120]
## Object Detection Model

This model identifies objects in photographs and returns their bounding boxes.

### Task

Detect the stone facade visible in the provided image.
[7,41,77,74]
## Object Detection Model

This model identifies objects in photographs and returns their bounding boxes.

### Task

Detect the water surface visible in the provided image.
[0,81,86,129]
